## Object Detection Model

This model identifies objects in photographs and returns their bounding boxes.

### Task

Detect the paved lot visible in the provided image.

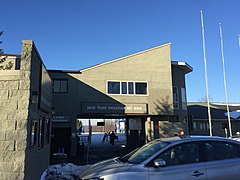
[68,132,131,165]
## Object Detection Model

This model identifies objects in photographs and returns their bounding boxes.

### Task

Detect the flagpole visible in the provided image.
[200,10,212,136]
[238,34,240,48]
[219,23,232,137]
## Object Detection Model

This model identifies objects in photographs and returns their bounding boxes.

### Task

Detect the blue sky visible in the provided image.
[1,0,240,103]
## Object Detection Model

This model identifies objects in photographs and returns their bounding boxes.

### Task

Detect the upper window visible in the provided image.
[53,79,68,93]
[108,82,120,94]
[121,82,127,94]
[135,82,147,94]
[107,81,148,95]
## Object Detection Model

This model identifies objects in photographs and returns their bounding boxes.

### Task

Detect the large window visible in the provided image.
[53,79,68,93]
[135,82,147,94]
[107,81,148,95]
[108,82,120,94]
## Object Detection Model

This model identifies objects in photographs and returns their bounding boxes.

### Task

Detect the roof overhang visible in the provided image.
[47,69,82,74]
[171,61,193,74]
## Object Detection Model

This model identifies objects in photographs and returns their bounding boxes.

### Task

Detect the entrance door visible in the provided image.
[51,128,71,156]
[128,117,145,149]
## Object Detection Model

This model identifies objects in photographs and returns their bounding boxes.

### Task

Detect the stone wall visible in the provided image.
[0,71,26,179]
[0,40,52,180]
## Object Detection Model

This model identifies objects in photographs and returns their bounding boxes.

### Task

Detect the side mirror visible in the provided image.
[153,158,166,168]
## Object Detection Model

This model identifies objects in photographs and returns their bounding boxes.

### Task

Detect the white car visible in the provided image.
[78,136,240,180]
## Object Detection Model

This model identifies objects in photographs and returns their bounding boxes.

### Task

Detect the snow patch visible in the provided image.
[40,163,85,180]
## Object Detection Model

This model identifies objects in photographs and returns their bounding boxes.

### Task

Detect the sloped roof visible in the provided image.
[80,43,171,72]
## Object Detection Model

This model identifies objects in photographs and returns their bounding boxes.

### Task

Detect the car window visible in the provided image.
[157,143,200,166]
[204,141,239,161]
[119,140,169,164]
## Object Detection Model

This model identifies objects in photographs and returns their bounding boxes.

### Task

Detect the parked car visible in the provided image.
[78,136,240,180]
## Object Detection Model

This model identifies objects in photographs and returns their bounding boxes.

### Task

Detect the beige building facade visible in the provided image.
[0,40,52,179]
[49,43,192,154]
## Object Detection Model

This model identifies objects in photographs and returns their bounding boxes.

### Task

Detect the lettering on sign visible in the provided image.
[82,103,147,114]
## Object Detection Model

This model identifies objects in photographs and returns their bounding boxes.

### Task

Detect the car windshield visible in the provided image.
[118,140,170,164]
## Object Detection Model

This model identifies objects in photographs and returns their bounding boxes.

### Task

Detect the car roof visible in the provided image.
[157,135,239,144]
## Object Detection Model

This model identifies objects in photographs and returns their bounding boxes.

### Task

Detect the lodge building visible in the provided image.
[49,42,192,156]
[0,41,192,179]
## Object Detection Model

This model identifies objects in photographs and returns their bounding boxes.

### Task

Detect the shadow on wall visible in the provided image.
[50,72,126,117]
[49,71,128,159]
[154,97,182,137]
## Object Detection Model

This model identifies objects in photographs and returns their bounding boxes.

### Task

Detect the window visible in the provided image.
[119,140,169,164]
[121,82,127,94]
[173,86,179,109]
[38,118,45,147]
[53,79,68,93]
[199,122,209,130]
[128,82,134,94]
[135,82,147,94]
[158,143,200,166]
[30,120,38,147]
[193,122,197,130]
[107,81,148,95]
[181,87,187,110]
[204,141,239,161]
[46,118,51,144]
[108,81,120,94]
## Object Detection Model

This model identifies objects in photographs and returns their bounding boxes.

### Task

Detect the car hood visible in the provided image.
[79,157,132,179]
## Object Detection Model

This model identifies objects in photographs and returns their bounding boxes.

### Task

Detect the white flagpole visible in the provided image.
[219,23,232,137]
[238,34,240,48]
[200,10,213,136]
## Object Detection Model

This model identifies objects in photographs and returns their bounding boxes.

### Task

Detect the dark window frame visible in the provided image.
[135,82,147,95]
[173,86,179,109]
[107,81,148,95]
[107,81,120,94]
[38,118,45,148]
[45,118,51,144]
[53,79,68,93]
[30,120,38,147]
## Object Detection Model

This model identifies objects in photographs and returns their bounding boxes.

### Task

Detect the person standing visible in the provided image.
[102,132,107,143]
[110,131,116,146]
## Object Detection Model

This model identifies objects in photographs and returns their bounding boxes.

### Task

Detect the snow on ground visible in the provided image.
[40,133,126,179]
[40,163,85,180]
